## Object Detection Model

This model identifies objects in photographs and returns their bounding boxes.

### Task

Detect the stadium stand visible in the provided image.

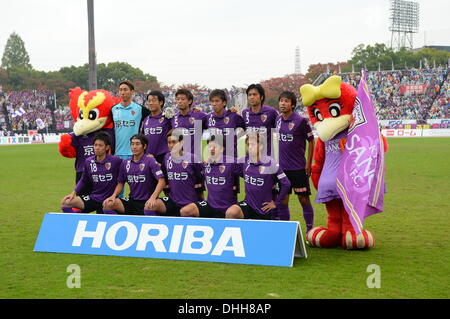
[339,67,449,122]
[1,68,448,133]
[428,75,450,119]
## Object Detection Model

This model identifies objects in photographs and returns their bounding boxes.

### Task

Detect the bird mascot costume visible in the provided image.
[300,71,388,249]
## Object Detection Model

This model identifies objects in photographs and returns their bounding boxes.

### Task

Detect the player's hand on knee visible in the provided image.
[145,196,157,209]
[62,193,75,205]
[103,196,114,208]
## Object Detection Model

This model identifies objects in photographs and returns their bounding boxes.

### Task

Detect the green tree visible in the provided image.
[1,32,32,70]
[349,43,396,71]
[97,62,157,91]
[59,64,89,89]
[347,43,450,71]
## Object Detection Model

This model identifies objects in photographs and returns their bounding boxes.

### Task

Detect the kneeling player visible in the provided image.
[180,135,242,218]
[147,129,204,216]
[225,132,291,220]
[61,132,121,214]
[103,134,166,215]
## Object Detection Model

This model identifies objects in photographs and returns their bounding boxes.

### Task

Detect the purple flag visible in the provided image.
[336,70,386,234]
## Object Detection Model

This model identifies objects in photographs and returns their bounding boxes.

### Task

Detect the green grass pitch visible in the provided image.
[0,138,449,299]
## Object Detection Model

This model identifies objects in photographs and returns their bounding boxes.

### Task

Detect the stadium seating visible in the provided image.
[1,67,448,133]
[339,68,449,121]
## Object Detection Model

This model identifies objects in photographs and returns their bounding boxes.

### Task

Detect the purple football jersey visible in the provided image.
[206,110,246,159]
[241,105,278,156]
[170,109,207,158]
[203,158,242,213]
[276,112,314,170]
[316,130,347,203]
[142,113,172,157]
[240,156,291,215]
[71,128,115,173]
[118,154,165,201]
[162,152,204,206]
[75,154,122,202]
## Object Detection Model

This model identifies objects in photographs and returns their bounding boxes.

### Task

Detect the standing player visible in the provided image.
[61,132,122,214]
[171,89,207,161]
[276,91,315,231]
[112,80,150,160]
[180,135,242,218]
[148,129,204,217]
[102,134,166,215]
[225,132,291,220]
[112,80,150,197]
[206,89,246,159]
[141,90,172,164]
[241,84,278,158]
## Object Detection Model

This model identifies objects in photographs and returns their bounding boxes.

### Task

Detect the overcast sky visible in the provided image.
[1,0,449,88]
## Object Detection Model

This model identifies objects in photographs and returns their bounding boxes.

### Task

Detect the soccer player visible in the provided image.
[61,132,122,214]
[225,132,291,220]
[241,84,278,157]
[112,80,150,197]
[112,80,150,161]
[276,91,315,231]
[170,88,207,160]
[206,89,246,159]
[66,127,115,196]
[148,129,204,217]
[102,134,166,215]
[141,90,172,164]
[180,135,242,218]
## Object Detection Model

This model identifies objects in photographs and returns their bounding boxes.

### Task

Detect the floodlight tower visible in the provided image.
[295,46,301,74]
[389,0,420,51]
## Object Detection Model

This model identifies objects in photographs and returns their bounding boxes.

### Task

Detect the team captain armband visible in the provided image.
[277,173,287,179]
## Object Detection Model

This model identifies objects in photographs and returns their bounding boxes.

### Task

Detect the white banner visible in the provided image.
[421,129,450,137]
[0,135,32,145]
[426,119,450,125]
[42,134,61,143]
[382,129,450,138]
[0,134,62,145]
[379,120,417,127]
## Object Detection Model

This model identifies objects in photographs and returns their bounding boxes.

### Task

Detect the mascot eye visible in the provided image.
[79,110,84,120]
[88,109,99,120]
[329,103,341,118]
[313,109,323,121]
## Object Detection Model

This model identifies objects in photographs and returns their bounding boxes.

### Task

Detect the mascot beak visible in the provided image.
[73,117,107,136]
[314,115,351,142]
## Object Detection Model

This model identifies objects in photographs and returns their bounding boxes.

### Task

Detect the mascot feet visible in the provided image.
[306,227,341,248]
[342,229,375,250]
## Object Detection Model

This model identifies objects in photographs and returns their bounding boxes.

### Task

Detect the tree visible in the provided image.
[59,64,89,90]
[260,73,309,108]
[1,32,32,70]
[348,43,396,71]
[305,62,350,82]
[58,62,159,93]
[97,62,157,91]
[346,43,450,71]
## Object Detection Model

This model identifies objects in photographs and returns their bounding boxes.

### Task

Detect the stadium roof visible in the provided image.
[411,45,450,53]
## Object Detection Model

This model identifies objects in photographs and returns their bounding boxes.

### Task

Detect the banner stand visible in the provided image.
[34,213,308,268]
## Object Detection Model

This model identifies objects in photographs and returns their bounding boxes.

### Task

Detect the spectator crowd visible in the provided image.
[340,67,449,121]
[1,67,448,133]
